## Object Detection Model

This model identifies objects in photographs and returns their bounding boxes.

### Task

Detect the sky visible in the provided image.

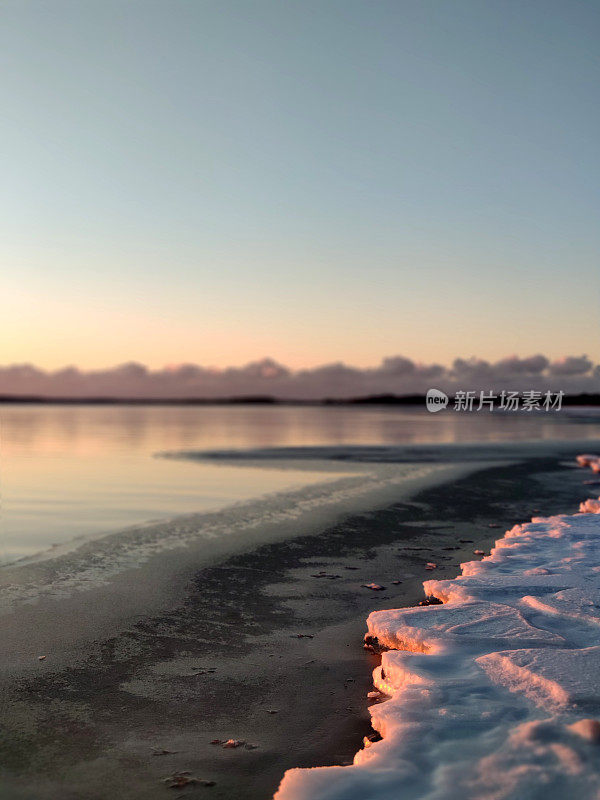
[0,0,598,373]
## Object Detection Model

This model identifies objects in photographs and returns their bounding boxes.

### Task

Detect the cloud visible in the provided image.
[493,355,549,375]
[547,355,593,376]
[379,356,417,376]
[450,354,555,382]
[451,358,494,381]
[0,354,599,399]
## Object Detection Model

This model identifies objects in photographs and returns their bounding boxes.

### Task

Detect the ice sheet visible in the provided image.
[275,455,600,799]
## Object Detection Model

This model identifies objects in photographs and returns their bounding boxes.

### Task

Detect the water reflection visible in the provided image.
[1,404,599,563]
[3,404,600,453]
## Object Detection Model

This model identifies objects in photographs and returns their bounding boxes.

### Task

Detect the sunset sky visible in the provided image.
[1,0,598,371]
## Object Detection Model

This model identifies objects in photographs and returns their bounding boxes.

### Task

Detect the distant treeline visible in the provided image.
[1,393,600,406]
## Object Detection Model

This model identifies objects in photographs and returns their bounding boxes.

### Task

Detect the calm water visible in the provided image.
[1,403,599,563]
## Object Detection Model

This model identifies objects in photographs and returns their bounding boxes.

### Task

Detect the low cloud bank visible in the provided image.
[0,355,599,400]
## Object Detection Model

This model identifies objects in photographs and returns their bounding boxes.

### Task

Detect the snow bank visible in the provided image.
[274,457,600,800]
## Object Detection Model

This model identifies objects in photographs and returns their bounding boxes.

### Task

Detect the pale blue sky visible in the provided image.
[1,0,598,369]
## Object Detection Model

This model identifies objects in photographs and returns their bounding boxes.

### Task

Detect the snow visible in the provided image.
[580,498,600,513]
[274,456,600,799]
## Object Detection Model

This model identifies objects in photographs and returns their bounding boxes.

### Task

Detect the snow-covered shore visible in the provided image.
[275,457,600,800]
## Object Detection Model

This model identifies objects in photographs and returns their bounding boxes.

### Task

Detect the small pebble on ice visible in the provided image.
[576,454,599,467]
[163,772,216,789]
[362,583,386,591]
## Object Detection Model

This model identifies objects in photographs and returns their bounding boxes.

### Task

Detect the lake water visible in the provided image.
[1,403,599,564]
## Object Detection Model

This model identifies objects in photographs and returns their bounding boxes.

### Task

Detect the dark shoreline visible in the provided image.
[1,394,600,406]
[0,453,595,800]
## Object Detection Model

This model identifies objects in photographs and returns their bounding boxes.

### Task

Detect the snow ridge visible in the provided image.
[275,456,600,800]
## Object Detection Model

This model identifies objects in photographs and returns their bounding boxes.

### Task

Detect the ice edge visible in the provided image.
[275,455,600,800]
